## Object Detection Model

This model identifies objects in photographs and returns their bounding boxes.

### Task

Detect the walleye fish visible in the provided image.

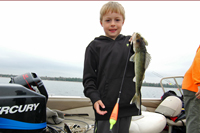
[130,32,151,112]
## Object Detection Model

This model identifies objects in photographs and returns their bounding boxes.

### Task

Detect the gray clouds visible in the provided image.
[0,48,83,78]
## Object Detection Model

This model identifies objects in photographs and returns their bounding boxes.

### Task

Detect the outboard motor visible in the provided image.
[10,72,48,102]
[0,72,48,133]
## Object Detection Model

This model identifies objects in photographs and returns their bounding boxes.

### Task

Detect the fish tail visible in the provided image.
[131,94,141,111]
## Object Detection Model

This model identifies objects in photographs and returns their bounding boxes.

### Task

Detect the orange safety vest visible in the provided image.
[182,45,200,92]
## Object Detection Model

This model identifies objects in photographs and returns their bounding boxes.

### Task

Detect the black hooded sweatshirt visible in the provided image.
[83,34,139,120]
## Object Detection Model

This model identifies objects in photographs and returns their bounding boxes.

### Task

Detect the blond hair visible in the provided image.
[100,1,125,22]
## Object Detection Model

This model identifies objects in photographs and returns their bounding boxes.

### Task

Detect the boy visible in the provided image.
[182,45,200,133]
[83,1,142,133]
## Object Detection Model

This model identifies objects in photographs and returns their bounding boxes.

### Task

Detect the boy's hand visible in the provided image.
[196,86,200,99]
[129,32,137,44]
[94,100,107,115]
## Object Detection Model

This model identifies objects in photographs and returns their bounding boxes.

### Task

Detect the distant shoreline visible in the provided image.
[0,74,82,82]
[0,74,179,88]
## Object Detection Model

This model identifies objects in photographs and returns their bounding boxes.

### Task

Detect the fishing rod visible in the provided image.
[109,33,136,131]
[152,71,172,84]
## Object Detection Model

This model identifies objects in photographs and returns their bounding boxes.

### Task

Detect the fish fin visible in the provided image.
[145,52,151,69]
[131,94,141,110]
[129,54,135,62]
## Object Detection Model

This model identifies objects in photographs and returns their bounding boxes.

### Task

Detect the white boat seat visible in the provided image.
[129,111,166,133]
[155,96,186,133]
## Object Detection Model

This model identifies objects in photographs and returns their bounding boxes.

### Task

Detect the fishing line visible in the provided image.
[109,41,133,131]
[118,41,132,100]
[118,38,141,116]
[47,125,60,133]
[152,71,172,84]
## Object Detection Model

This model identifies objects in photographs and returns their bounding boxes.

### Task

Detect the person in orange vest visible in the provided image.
[182,45,200,133]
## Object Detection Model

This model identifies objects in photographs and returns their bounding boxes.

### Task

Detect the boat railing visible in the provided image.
[160,76,184,97]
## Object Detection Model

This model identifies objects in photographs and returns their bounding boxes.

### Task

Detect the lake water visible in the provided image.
[0,77,179,99]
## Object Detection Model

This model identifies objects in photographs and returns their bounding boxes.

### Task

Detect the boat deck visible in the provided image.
[47,116,95,133]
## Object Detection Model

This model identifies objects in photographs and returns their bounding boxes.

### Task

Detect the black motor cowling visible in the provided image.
[0,84,46,133]
[0,72,47,133]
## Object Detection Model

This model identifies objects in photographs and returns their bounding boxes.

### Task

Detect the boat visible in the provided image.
[0,73,186,133]
[46,76,185,133]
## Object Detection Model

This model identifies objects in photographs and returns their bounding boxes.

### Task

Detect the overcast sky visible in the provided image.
[0,1,200,83]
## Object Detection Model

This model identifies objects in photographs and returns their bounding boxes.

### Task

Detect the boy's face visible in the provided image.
[100,12,124,40]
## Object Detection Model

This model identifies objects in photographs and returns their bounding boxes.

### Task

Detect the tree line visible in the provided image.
[0,74,180,88]
[0,74,82,82]
[41,76,82,82]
